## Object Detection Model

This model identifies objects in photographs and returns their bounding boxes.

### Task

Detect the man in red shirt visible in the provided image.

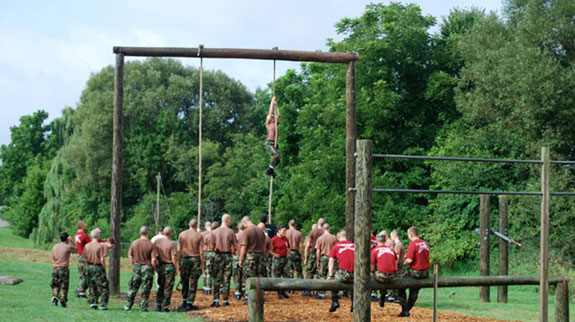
[397,226,430,317]
[327,230,355,313]
[271,225,290,299]
[74,221,90,298]
[371,230,398,308]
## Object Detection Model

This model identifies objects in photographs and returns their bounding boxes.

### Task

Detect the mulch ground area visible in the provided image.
[142,290,517,322]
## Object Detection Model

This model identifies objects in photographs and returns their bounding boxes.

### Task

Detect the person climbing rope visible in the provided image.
[265,96,280,177]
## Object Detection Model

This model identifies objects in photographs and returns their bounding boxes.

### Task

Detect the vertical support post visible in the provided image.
[354,139,372,322]
[247,280,264,322]
[540,147,550,322]
[109,52,124,294]
[433,262,439,322]
[498,195,508,303]
[345,61,357,242]
[480,194,490,302]
[554,278,569,322]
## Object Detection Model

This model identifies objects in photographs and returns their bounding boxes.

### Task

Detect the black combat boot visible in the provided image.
[329,295,340,312]
[397,305,410,317]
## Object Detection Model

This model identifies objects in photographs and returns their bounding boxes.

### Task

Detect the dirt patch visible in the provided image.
[144,290,517,322]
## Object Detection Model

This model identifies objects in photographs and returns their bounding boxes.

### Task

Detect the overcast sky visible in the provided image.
[0,0,502,146]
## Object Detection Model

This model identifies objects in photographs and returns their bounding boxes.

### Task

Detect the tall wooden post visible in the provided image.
[354,140,372,322]
[479,194,490,302]
[247,280,264,322]
[554,278,569,322]
[498,195,508,303]
[540,147,550,322]
[109,52,124,294]
[345,61,357,242]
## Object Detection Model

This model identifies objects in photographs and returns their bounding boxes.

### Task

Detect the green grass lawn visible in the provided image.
[0,227,200,322]
[0,225,34,249]
[415,284,565,321]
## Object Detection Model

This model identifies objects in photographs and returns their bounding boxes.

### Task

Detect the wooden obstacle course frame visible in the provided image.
[110,46,359,294]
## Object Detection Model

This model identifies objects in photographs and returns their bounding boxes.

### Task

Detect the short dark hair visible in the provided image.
[278,224,287,231]
[407,226,419,237]
[260,213,268,223]
[60,232,69,242]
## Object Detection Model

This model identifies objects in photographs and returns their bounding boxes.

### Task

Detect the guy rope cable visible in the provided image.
[268,47,278,224]
[197,44,204,228]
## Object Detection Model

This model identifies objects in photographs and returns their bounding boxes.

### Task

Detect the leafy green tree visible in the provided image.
[0,110,50,199]
[2,159,49,237]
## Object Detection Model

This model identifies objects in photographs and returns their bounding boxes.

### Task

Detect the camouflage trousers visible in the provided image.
[272,256,291,278]
[77,255,87,293]
[266,140,280,167]
[396,268,429,311]
[242,252,265,288]
[373,271,397,299]
[203,251,215,291]
[233,255,243,295]
[126,264,154,311]
[212,253,233,301]
[86,264,109,307]
[305,251,318,279]
[51,267,70,304]
[332,269,353,297]
[318,255,330,279]
[387,263,406,299]
[264,254,273,277]
[156,263,176,308]
[287,250,303,279]
[181,256,202,304]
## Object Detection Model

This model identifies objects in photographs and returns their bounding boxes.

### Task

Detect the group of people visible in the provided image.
[49,215,429,317]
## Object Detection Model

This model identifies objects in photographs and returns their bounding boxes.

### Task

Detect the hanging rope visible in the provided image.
[197,44,204,229]
[268,49,278,224]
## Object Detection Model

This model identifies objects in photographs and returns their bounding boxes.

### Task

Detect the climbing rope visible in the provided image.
[197,44,204,228]
[268,50,278,224]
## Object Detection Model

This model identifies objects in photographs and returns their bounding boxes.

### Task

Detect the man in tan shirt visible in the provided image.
[238,216,266,302]
[201,221,212,294]
[50,232,76,307]
[303,218,325,297]
[125,226,157,312]
[286,219,304,280]
[315,223,337,299]
[177,219,204,311]
[210,214,238,307]
[155,226,178,312]
[83,229,111,310]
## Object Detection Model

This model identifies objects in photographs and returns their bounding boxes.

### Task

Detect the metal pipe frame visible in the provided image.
[373,153,575,165]
[348,188,575,196]
[113,46,359,63]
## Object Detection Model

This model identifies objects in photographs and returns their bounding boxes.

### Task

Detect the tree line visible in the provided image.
[2,0,575,266]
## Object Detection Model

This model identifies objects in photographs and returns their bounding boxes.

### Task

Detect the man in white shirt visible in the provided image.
[151,226,166,244]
